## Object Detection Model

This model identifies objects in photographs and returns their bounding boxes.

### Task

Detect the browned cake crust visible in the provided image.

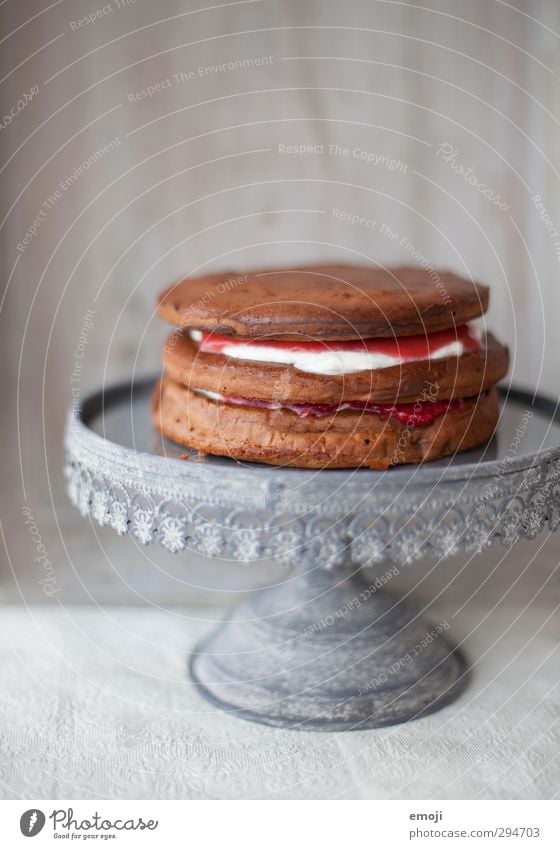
[157,264,489,340]
[152,378,500,470]
[163,330,509,405]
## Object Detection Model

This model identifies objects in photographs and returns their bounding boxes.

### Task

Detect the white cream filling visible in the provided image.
[190,327,477,376]
[194,387,282,406]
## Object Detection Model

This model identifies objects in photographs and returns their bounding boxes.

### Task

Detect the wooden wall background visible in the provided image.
[1,0,559,601]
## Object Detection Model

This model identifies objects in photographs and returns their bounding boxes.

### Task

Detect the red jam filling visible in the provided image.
[198,324,481,360]
[211,393,466,425]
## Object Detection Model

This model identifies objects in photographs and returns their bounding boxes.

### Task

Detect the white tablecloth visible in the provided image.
[1,549,559,800]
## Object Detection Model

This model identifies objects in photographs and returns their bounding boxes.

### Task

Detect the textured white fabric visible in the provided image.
[1,597,559,800]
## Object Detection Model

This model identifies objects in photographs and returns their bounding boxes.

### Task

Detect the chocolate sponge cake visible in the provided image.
[152,264,509,470]
[157,265,489,339]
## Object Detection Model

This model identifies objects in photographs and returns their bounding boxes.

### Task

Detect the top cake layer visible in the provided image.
[156,264,490,341]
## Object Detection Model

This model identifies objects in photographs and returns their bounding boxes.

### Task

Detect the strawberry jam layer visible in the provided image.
[193,325,482,376]
[197,324,480,357]
[199,391,467,425]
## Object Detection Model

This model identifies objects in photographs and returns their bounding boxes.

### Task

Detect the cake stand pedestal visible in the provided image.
[65,380,560,730]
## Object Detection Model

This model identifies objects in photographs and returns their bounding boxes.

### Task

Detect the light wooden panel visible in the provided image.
[2,0,559,595]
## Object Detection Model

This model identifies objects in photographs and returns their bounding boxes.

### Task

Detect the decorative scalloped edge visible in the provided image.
[64,434,560,566]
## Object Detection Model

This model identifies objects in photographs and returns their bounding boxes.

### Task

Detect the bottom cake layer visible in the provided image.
[152,379,500,470]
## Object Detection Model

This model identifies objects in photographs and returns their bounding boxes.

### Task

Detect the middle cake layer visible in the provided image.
[163,328,509,404]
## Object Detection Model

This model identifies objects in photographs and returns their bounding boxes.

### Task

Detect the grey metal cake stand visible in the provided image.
[64,379,560,731]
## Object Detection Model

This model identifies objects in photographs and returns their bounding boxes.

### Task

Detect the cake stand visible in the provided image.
[64,379,560,731]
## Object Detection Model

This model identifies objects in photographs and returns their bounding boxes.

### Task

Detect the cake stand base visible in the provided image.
[66,380,560,730]
[190,565,468,731]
